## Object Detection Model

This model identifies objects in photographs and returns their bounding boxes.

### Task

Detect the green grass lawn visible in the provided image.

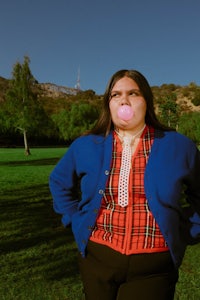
[0,148,199,300]
[0,148,83,300]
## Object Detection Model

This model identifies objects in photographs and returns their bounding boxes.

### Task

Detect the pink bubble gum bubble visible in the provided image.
[117,105,134,121]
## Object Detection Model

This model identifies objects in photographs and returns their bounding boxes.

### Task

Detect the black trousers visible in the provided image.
[78,241,179,300]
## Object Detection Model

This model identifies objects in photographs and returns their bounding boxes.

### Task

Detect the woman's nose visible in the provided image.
[120,95,130,105]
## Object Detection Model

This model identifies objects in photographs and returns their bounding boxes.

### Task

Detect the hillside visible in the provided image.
[0,76,200,113]
[152,84,200,113]
[0,76,78,102]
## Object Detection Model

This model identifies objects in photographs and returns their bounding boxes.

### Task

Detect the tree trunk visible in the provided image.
[23,129,31,155]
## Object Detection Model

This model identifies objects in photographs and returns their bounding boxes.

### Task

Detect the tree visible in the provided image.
[5,56,42,154]
[178,112,200,144]
[158,94,180,129]
[191,90,200,106]
[52,102,99,141]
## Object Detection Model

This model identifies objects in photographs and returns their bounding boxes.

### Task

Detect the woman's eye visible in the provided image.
[130,91,140,96]
[110,90,141,99]
[110,93,119,98]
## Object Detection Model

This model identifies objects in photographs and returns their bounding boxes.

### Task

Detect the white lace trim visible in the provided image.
[116,124,146,207]
[118,136,132,207]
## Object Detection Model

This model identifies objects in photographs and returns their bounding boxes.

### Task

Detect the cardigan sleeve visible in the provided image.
[49,144,79,227]
[184,143,200,242]
[186,144,200,212]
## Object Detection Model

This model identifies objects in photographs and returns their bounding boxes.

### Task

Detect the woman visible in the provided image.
[49,70,200,300]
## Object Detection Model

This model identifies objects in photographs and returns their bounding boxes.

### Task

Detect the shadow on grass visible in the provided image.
[0,158,61,167]
[0,184,80,283]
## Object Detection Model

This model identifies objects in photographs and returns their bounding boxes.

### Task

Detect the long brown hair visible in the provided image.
[88,69,175,136]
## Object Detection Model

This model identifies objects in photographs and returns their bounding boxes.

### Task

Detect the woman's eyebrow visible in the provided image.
[111,88,139,92]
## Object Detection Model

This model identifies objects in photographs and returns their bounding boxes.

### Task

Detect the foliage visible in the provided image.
[158,94,180,128]
[1,66,200,145]
[160,83,179,92]
[74,89,96,100]
[4,56,53,153]
[191,90,200,106]
[178,112,200,144]
[0,76,10,101]
[0,148,200,299]
[52,102,100,140]
[152,84,178,104]
[6,57,35,130]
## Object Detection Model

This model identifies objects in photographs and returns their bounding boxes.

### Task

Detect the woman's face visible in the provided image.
[109,76,147,132]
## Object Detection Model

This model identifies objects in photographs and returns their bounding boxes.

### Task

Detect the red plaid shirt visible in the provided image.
[90,126,169,254]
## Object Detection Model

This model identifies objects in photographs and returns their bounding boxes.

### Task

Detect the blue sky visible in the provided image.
[0,0,200,94]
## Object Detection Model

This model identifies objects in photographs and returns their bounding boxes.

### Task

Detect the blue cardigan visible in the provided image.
[49,130,200,268]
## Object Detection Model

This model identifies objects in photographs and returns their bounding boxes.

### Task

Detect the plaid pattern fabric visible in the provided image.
[90,126,169,254]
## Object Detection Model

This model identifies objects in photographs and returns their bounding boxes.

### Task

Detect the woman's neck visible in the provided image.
[115,123,146,139]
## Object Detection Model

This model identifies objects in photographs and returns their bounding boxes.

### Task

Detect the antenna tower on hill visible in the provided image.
[75,67,81,91]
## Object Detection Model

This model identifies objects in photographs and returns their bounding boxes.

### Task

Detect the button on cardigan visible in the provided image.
[90,128,169,254]
[49,129,200,269]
